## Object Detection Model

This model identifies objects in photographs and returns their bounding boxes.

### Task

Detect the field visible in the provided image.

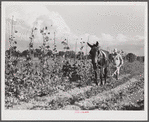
[5,54,144,110]
[4,2,146,113]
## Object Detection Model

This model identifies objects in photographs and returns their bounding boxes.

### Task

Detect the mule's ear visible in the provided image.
[87,42,93,48]
[96,41,99,46]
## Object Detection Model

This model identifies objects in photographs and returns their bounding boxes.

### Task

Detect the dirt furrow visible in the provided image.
[8,73,143,110]
[61,76,144,110]
[30,74,131,110]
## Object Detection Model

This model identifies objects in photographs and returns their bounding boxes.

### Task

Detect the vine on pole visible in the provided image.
[29,27,37,61]
[9,15,18,60]
[61,36,70,60]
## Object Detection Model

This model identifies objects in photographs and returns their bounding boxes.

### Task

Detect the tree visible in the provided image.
[21,49,29,57]
[58,51,65,57]
[126,53,137,62]
[46,50,52,57]
[6,48,20,58]
[65,51,75,58]
[5,50,10,56]
[12,50,21,57]
[137,56,144,63]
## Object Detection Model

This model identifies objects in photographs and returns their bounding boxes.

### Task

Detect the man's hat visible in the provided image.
[113,48,117,53]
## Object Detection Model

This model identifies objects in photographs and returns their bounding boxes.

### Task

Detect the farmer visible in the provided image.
[111,48,123,80]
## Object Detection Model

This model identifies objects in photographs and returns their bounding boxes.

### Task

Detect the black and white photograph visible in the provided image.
[1,1,148,121]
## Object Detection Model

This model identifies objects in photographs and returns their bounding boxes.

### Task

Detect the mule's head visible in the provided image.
[87,41,100,65]
[87,41,99,57]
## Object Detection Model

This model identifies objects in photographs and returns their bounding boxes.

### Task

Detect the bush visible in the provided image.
[126,53,137,62]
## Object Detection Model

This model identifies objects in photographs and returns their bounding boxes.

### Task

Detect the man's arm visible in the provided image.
[119,54,123,67]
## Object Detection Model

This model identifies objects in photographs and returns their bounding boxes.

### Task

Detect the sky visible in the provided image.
[3,2,147,56]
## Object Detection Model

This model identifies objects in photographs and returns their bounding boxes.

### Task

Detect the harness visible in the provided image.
[96,49,108,68]
[98,49,106,59]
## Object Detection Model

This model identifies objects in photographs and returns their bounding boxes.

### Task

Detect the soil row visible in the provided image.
[61,77,144,110]
[8,73,143,110]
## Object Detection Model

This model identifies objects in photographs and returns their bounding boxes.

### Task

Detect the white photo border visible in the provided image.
[1,1,148,121]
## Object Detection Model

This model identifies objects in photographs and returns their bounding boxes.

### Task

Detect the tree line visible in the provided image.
[5,48,88,60]
[6,48,144,63]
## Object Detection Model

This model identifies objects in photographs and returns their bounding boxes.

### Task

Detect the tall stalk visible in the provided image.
[9,15,17,60]
[61,36,70,60]
[53,31,57,61]
[86,36,89,62]
[29,27,36,61]
[74,40,77,61]
[80,38,85,61]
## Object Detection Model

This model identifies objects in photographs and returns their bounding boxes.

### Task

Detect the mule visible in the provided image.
[87,41,110,86]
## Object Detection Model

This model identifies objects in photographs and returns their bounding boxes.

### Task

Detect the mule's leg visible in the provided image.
[100,68,103,86]
[94,70,98,85]
[104,67,108,85]
[93,63,98,85]
[116,72,118,80]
